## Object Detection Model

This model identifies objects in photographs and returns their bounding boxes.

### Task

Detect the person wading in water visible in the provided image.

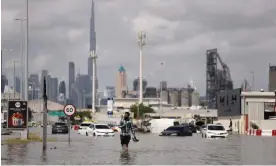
[119,112,136,151]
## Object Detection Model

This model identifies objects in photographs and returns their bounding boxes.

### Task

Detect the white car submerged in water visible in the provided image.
[85,124,115,137]
[78,122,94,135]
[202,124,228,138]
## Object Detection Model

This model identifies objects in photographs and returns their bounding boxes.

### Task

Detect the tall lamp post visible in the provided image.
[159,62,164,113]
[25,0,29,139]
[12,60,19,99]
[137,31,146,104]
[89,50,98,119]
[15,18,26,100]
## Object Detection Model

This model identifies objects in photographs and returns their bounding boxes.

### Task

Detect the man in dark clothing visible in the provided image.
[119,112,135,150]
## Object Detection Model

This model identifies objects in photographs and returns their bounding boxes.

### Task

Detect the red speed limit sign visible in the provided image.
[63,104,76,116]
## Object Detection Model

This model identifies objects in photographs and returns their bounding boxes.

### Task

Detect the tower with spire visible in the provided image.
[88,0,98,96]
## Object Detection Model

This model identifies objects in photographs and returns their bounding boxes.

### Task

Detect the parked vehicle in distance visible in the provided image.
[52,122,68,134]
[85,124,115,137]
[202,124,228,138]
[78,122,94,135]
[107,124,120,132]
[159,125,192,136]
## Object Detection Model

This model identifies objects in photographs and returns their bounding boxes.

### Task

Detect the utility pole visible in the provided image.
[160,62,164,113]
[25,0,29,138]
[42,76,48,151]
[12,60,18,99]
[15,18,26,100]
[137,31,146,104]
[89,50,98,119]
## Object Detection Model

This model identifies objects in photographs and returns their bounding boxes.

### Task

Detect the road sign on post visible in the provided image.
[63,104,76,116]
[63,104,76,144]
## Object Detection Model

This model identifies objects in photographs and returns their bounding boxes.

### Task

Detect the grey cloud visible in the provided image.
[2,0,276,95]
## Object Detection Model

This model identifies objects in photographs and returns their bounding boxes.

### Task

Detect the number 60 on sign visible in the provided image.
[63,104,76,116]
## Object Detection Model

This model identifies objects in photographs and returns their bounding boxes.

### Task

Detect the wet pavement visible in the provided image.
[1,127,276,165]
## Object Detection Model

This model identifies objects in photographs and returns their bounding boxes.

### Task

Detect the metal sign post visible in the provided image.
[63,104,76,144]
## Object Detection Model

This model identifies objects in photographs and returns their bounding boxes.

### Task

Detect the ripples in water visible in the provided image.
[1,131,276,165]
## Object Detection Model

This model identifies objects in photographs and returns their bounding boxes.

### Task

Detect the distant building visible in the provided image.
[29,74,39,88]
[69,62,75,98]
[50,77,58,102]
[133,77,147,92]
[115,65,127,98]
[160,81,167,91]
[104,86,115,98]
[59,81,66,96]
[268,64,276,92]
[1,75,8,93]
[144,87,157,98]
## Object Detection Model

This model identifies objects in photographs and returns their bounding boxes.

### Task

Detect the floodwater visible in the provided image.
[1,128,276,165]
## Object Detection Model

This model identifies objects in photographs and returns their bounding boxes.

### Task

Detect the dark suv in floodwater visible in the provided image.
[159,125,192,136]
[52,122,68,134]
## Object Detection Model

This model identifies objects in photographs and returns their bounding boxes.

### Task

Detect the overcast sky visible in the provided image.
[1,0,276,95]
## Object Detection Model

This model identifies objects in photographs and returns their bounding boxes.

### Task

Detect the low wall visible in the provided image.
[250,120,276,130]
[214,116,244,134]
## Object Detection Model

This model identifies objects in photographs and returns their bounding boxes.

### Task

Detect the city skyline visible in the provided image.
[1,0,276,95]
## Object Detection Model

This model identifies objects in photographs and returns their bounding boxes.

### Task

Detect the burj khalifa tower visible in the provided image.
[88,0,98,97]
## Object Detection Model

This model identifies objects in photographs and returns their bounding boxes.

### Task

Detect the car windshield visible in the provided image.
[54,123,66,126]
[95,125,110,129]
[208,125,225,130]
[80,123,91,126]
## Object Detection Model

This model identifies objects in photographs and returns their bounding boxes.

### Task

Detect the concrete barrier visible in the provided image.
[247,129,276,136]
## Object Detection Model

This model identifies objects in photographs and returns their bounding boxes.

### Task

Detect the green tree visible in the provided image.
[130,103,155,119]
[70,110,92,124]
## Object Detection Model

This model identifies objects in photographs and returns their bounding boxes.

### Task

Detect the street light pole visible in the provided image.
[160,62,163,113]
[25,0,29,139]
[137,31,146,104]
[89,50,98,119]
[15,18,26,100]
[12,60,18,99]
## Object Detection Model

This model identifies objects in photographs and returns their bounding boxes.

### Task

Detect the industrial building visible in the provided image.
[214,91,276,134]
[206,49,233,109]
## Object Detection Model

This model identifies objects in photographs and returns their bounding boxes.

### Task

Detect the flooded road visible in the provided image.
[1,128,276,165]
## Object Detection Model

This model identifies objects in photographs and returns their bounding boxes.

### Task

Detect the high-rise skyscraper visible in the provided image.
[115,65,127,98]
[269,64,276,92]
[50,77,58,102]
[58,81,66,105]
[59,81,66,96]
[88,0,98,97]
[133,78,147,91]
[29,74,39,88]
[69,62,75,98]
[1,75,8,93]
